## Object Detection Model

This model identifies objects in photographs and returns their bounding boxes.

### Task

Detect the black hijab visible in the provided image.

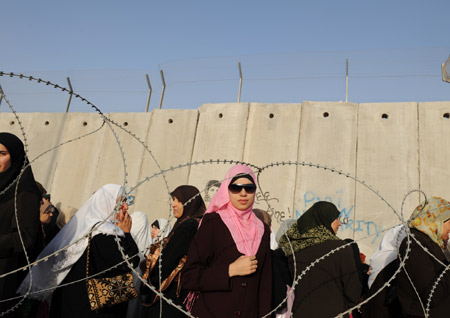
[170,185,206,235]
[0,132,41,204]
[297,201,340,235]
[151,220,160,229]
[279,201,341,256]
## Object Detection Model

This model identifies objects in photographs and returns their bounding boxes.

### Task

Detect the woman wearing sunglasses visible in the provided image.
[182,165,272,318]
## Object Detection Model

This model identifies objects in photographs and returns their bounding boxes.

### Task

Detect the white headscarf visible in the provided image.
[367,225,407,288]
[151,218,171,244]
[130,211,152,261]
[17,184,125,300]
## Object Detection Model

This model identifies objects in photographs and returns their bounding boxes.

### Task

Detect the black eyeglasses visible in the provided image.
[228,183,257,194]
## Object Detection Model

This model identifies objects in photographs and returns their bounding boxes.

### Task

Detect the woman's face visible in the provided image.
[151,225,160,239]
[172,197,184,219]
[0,143,12,173]
[228,177,256,211]
[40,206,54,224]
[441,219,450,248]
[331,217,341,234]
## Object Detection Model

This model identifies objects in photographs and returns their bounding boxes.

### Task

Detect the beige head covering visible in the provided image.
[409,196,450,250]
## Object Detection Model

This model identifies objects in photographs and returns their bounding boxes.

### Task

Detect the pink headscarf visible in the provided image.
[204,165,264,256]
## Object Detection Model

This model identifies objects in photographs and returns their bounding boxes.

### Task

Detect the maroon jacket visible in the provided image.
[182,212,272,318]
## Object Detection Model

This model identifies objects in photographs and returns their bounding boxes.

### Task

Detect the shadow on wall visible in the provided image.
[54,202,78,228]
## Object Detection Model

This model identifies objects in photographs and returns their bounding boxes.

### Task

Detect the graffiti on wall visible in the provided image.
[254,191,289,223]
[204,180,221,203]
[296,190,383,244]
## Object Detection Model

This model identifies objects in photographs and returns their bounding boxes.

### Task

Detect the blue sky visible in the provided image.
[1,0,450,112]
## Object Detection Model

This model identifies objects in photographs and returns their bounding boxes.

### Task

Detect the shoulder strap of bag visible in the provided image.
[141,242,161,281]
[159,255,186,294]
[85,222,102,279]
[142,255,187,307]
[85,230,93,279]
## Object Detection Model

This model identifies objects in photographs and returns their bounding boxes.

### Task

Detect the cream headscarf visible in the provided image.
[409,196,450,251]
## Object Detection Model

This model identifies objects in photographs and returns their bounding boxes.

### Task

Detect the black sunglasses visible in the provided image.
[228,183,257,194]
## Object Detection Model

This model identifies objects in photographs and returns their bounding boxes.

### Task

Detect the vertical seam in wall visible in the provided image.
[240,103,251,162]
[48,114,68,193]
[49,113,75,214]
[91,114,108,193]
[292,102,303,219]
[352,103,360,239]
[186,109,201,183]
[136,111,153,190]
[108,114,128,189]
[417,102,421,204]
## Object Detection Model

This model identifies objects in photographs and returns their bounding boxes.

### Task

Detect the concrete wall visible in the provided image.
[2,101,450,259]
[355,103,420,254]
[295,102,358,242]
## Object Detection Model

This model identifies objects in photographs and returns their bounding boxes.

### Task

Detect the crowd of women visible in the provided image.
[1,131,450,317]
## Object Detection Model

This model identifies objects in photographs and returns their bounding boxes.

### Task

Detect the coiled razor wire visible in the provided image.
[1,71,449,318]
[0,72,173,316]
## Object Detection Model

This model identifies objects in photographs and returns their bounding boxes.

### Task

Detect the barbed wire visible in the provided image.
[1,71,449,317]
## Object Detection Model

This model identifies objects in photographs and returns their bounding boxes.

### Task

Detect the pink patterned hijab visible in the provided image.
[204,165,264,256]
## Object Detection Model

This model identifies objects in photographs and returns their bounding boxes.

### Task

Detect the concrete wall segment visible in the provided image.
[25,113,68,189]
[243,103,301,231]
[355,102,420,257]
[134,109,198,225]
[49,113,107,222]
[294,101,358,241]
[4,100,450,261]
[188,103,249,208]
[91,113,152,206]
[418,101,450,199]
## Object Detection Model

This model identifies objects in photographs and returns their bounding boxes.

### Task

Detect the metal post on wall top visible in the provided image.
[65,77,73,113]
[238,62,243,103]
[145,74,152,112]
[159,70,166,109]
[345,59,349,103]
[442,54,450,83]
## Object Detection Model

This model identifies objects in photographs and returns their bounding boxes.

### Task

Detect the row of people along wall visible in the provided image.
[1,131,450,318]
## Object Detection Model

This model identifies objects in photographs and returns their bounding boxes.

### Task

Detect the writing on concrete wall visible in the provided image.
[296,190,383,244]
[255,191,288,223]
